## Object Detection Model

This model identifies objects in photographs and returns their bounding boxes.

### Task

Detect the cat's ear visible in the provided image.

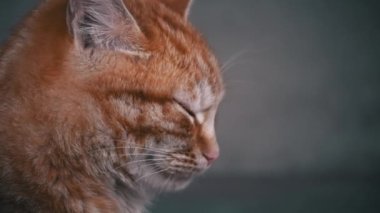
[159,0,194,19]
[66,0,147,56]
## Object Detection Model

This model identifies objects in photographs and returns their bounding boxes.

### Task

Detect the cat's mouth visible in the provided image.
[152,153,207,178]
[133,151,209,187]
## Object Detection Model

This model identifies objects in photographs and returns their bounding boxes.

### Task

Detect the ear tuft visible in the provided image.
[67,0,147,56]
[159,0,193,19]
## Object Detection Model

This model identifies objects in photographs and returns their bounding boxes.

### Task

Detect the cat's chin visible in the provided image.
[141,173,195,192]
[164,178,193,192]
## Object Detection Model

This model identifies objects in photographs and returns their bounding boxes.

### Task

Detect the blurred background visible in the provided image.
[1,0,380,212]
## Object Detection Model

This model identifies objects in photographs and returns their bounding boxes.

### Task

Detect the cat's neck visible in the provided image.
[109,173,158,213]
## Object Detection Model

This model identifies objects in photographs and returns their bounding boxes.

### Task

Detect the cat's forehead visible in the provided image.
[172,48,224,111]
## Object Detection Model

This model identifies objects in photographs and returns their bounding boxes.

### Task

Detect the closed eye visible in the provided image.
[173,99,196,119]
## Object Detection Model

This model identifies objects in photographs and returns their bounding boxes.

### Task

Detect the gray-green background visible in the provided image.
[1,0,379,212]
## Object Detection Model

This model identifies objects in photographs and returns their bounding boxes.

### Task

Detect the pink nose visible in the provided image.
[203,150,220,166]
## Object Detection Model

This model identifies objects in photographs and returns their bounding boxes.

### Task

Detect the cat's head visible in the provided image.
[66,0,224,191]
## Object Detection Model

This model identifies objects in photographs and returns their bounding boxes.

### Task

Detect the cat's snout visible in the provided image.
[202,149,219,166]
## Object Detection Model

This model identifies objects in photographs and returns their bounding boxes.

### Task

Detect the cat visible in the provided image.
[0,0,224,212]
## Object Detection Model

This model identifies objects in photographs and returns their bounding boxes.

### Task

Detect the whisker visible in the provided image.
[139,162,165,170]
[221,48,250,73]
[136,168,170,182]
[123,144,178,153]
[125,158,168,165]
[124,146,173,154]
[88,146,171,155]
[112,158,169,172]
[126,153,168,158]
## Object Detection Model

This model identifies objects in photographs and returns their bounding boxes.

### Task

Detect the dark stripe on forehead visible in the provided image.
[104,89,172,104]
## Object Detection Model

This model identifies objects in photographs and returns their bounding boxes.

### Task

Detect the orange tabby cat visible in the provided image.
[0,0,224,212]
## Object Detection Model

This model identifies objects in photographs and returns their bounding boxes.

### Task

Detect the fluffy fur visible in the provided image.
[0,0,224,212]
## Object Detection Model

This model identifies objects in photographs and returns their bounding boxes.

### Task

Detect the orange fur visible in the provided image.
[0,0,224,212]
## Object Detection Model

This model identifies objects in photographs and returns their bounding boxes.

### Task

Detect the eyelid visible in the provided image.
[173,99,196,118]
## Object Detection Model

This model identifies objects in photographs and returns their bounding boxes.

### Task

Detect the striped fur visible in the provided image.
[0,0,224,212]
